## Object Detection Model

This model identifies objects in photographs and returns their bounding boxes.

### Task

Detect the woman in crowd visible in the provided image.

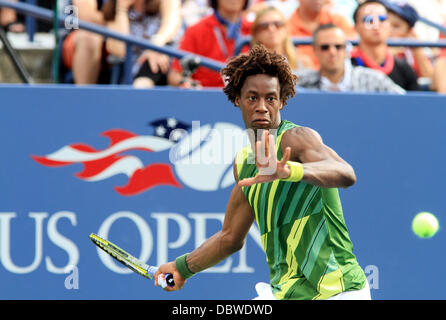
[250,6,312,72]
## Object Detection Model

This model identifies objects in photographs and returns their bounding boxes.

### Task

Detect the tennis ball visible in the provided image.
[412,212,439,238]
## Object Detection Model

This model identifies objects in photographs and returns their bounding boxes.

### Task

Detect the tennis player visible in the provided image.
[155,44,370,300]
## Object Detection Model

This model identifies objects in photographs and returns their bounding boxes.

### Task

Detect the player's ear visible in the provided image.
[234,96,241,108]
[279,100,284,110]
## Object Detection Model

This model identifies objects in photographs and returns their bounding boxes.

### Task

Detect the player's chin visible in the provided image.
[251,120,271,129]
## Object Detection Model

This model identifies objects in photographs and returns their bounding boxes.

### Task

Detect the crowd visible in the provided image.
[1,0,446,94]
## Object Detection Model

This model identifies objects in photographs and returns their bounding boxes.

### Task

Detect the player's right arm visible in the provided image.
[154,161,255,291]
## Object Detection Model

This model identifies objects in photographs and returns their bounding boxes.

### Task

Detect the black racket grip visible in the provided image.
[165,273,175,287]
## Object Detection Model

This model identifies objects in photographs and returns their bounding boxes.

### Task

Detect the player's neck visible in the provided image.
[359,42,388,65]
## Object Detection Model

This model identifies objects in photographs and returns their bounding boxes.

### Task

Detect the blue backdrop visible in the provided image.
[0,85,445,300]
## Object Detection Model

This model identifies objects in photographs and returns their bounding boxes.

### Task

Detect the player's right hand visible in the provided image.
[154,261,186,291]
[238,130,292,187]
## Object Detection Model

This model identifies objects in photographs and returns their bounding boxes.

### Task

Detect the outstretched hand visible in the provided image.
[238,130,292,187]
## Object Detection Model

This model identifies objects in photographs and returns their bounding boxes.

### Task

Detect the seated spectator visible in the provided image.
[384,1,434,80]
[0,0,25,32]
[245,0,299,20]
[61,0,109,84]
[181,0,212,29]
[168,0,251,88]
[297,23,405,93]
[106,0,182,88]
[250,6,312,71]
[288,0,357,70]
[350,0,420,90]
[431,23,446,94]
[432,54,446,94]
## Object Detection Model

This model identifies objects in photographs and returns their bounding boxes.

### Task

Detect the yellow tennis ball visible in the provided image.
[412,212,439,238]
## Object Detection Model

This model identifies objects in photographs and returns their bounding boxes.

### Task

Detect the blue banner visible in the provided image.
[0,85,445,300]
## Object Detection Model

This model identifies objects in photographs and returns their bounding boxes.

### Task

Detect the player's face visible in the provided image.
[355,3,390,45]
[235,74,283,130]
[314,28,346,73]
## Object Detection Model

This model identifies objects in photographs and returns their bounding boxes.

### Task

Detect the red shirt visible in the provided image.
[172,14,252,87]
[440,24,446,58]
[288,8,356,70]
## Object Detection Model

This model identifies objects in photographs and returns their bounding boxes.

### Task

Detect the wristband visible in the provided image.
[175,253,195,279]
[281,161,304,182]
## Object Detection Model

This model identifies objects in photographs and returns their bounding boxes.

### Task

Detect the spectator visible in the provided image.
[432,54,446,94]
[384,1,434,80]
[168,0,251,88]
[297,23,405,93]
[350,0,420,90]
[0,0,25,32]
[245,0,299,20]
[288,0,356,70]
[181,0,212,28]
[105,0,182,88]
[61,0,109,84]
[250,6,312,71]
[431,24,446,94]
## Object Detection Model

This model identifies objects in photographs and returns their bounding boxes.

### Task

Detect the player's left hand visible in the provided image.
[238,130,293,187]
[154,261,186,291]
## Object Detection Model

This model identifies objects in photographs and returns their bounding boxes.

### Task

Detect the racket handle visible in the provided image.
[165,273,175,287]
[147,266,175,287]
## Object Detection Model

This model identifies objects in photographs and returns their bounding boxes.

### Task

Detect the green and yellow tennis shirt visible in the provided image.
[235,120,366,300]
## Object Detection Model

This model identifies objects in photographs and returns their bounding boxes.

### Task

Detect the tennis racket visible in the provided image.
[89,233,174,287]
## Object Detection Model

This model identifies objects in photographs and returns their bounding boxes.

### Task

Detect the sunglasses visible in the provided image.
[256,21,285,31]
[362,14,388,24]
[318,44,346,51]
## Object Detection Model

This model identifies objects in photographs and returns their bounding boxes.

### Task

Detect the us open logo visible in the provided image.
[31,119,250,195]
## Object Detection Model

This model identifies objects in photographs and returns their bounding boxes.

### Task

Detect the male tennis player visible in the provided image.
[155,44,370,300]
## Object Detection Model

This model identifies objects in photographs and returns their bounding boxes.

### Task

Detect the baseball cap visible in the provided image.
[382,0,419,27]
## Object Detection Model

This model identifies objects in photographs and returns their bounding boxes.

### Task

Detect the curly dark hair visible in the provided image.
[220,44,298,107]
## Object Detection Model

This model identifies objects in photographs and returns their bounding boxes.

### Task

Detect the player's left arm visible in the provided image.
[281,126,356,188]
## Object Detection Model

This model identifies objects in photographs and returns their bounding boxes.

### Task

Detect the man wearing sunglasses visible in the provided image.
[350,0,420,91]
[296,23,405,93]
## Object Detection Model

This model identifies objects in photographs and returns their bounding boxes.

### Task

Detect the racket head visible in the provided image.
[89,233,153,279]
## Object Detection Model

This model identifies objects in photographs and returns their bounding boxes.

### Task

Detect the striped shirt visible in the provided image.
[235,120,366,300]
[296,59,405,94]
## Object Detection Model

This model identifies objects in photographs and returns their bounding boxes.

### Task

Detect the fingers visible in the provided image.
[264,130,270,158]
[256,130,270,166]
[280,147,291,165]
[238,175,270,187]
[268,133,277,162]
[238,177,257,187]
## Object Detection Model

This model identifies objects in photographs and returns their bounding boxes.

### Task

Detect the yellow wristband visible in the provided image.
[281,161,304,182]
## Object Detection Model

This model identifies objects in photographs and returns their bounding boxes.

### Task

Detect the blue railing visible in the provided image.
[235,36,446,55]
